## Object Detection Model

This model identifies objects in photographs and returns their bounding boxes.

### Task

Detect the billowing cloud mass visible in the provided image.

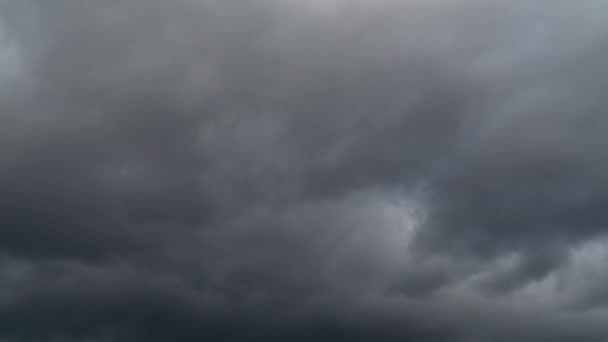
[1,0,608,341]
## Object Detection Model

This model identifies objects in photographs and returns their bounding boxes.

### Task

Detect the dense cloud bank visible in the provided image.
[1,1,608,341]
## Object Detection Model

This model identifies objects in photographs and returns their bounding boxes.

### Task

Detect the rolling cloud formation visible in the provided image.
[1,1,608,341]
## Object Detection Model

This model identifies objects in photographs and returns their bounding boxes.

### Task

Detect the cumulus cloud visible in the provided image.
[1,0,608,341]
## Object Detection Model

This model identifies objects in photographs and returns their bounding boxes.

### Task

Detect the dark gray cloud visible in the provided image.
[1,0,608,341]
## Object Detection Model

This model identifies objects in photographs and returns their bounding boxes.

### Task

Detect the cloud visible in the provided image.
[1,0,608,341]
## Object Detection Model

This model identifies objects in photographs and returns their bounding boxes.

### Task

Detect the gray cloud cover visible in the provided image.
[1,0,608,341]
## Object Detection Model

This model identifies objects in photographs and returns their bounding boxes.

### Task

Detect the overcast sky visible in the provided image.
[1,1,608,341]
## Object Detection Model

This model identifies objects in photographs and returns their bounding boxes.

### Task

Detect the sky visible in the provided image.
[1,0,608,341]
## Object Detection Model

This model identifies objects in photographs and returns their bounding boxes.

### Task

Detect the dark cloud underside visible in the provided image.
[1,1,608,341]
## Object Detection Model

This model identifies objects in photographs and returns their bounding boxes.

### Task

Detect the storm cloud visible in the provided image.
[1,0,608,341]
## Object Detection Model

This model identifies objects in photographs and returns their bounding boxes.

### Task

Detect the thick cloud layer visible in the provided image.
[2,1,608,341]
